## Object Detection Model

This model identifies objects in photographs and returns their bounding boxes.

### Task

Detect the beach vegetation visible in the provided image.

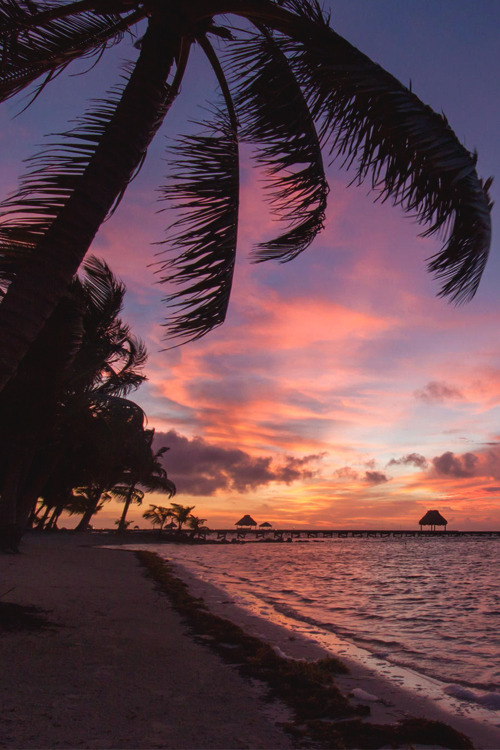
[0,258,174,548]
[142,503,207,538]
[0,601,55,632]
[142,504,176,532]
[186,515,209,538]
[170,503,196,532]
[0,0,492,401]
[114,439,175,533]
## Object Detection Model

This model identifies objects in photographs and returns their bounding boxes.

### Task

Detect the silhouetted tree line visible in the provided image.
[0,258,175,550]
[142,503,208,538]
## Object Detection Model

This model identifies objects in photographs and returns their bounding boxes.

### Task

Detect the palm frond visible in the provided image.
[110,484,144,503]
[156,108,239,343]
[80,255,126,317]
[71,256,148,396]
[228,28,328,263]
[0,0,131,103]
[94,365,146,397]
[278,1,492,302]
[0,76,128,278]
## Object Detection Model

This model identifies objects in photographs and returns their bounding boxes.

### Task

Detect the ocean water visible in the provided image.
[148,535,500,710]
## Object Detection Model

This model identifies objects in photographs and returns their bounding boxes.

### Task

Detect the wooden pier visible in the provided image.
[210,528,500,541]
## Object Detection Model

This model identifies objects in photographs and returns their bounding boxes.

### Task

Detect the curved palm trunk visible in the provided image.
[74,486,104,531]
[117,483,137,533]
[0,295,83,546]
[36,503,53,531]
[0,17,177,394]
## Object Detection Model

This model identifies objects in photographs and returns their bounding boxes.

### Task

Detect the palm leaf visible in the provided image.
[156,108,239,342]
[73,256,148,396]
[228,28,328,262]
[80,254,126,320]
[110,484,145,504]
[0,0,132,103]
[276,0,492,302]
[0,76,129,279]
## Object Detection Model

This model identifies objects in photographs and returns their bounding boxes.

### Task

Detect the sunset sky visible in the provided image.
[2,1,500,529]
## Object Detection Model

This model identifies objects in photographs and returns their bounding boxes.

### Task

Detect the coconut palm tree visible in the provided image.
[70,394,149,531]
[187,514,209,539]
[142,504,175,532]
[115,431,176,532]
[170,503,196,533]
[0,256,147,548]
[33,399,173,533]
[0,0,492,393]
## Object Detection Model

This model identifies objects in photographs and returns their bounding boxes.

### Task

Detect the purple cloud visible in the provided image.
[432,451,479,478]
[153,430,323,496]
[364,471,390,485]
[388,453,428,469]
[414,381,463,404]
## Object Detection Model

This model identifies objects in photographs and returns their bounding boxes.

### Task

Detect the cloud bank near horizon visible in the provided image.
[154,429,325,496]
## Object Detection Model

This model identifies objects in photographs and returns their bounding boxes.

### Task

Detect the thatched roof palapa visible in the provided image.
[235,514,257,527]
[259,522,272,528]
[419,510,447,530]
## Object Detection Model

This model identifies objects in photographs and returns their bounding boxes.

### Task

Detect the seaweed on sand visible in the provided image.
[0,602,53,631]
[136,551,473,750]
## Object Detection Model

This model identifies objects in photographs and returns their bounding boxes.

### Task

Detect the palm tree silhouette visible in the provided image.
[170,503,197,533]
[142,504,175,532]
[115,433,176,533]
[0,257,148,547]
[0,0,492,392]
[187,514,209,539]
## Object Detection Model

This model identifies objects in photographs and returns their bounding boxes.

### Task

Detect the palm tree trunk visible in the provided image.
[36,503,53,531]
[74,487,104,532]
[0,436,29,550]
[117,484,136,533]
[0,17,177,394]
[46,506,61,530]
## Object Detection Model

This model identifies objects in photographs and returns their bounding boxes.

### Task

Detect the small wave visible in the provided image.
[444,685,500,711]
[167,535,500,691]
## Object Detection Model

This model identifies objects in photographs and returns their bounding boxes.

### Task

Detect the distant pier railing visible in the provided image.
[210,528,500,541]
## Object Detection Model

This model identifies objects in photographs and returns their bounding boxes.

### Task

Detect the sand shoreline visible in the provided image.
[2,532,500,749]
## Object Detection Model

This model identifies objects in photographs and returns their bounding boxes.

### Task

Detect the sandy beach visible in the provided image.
[2,533,500,750]
[0,534,293,749]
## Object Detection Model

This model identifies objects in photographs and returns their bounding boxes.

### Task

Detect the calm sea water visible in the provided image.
[151,536,500,701]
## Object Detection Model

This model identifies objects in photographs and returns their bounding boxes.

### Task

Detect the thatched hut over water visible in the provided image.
[419,510,447,531]
[235,514,257,528]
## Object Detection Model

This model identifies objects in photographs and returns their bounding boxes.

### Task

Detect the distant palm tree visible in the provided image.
[187,515,209,539]
[142,504,175,532]
[170,503,197,533]
[0,0,492,392]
